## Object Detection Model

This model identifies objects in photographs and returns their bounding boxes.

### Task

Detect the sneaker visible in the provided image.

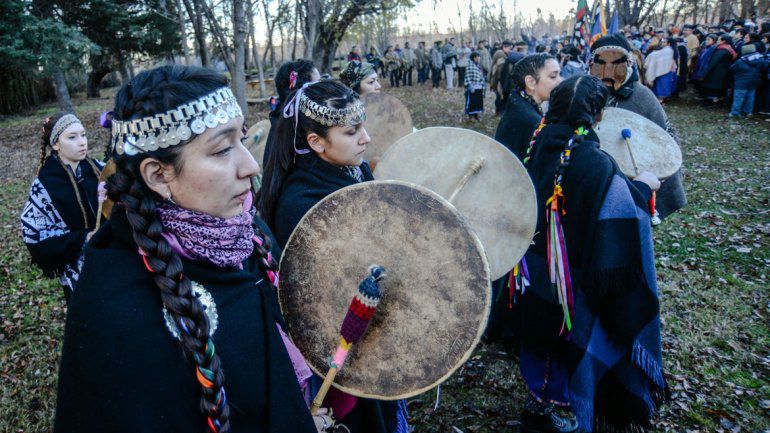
[521,398,579,433]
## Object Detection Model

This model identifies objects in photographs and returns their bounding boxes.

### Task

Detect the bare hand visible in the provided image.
[312,408,335,432]
[634,171,661,191]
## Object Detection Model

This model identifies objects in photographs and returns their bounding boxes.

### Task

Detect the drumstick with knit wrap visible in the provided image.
[95,181,107,230]
[310,265,386,415]
[621,129,660,225]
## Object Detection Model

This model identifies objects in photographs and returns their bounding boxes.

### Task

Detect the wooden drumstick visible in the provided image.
[310,265,386,415]
[95,181,107,230]
[448,157,485,203]
[622,129,660,225]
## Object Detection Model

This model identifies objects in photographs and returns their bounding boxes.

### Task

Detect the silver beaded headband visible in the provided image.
[282,81,366,155]
[50,114,82,147]
[299,92,366,126]
[110,87,242,156]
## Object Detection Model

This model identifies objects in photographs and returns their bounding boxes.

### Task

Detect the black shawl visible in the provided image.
[494,90,543,160]
[22,154,100,277]
[272,152,374,249]
[521,123,667,432]
[54,209,317,433]
[262,109,280,168]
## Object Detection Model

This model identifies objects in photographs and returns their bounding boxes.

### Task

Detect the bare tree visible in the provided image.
[182,0,210,66]
[298,0,411,73]
[176,0,191,64]
[233,0,248,114]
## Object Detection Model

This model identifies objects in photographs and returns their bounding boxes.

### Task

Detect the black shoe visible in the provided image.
[520,400,579,433]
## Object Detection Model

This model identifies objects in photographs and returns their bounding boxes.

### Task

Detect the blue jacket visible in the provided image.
[730,52,766,90]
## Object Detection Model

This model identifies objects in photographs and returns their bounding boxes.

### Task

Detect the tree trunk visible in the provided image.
[86,52,113,98]
[183,0,209,67]
[177,0,191,65]
[51,66,74,113]
[302,0,321,61]
[255,42,267,98]
[232,0,248,116]
[292,3,299,60]
[246,0,256,69]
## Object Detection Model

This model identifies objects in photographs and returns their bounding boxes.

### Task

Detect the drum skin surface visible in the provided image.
[279,180,490,400]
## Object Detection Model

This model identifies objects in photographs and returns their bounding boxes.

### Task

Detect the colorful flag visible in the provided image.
[589,0,607,45]
[572,0,589,51]
[608,11,619,34]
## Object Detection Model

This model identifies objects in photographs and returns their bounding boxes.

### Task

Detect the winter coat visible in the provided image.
[730,52,766,90]
[701,45,735,90]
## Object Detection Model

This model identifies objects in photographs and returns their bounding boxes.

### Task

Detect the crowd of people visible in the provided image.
[17,15,766,433]
[350,18,770,119]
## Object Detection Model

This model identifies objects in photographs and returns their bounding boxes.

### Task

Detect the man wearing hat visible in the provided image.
[589,34,687,221]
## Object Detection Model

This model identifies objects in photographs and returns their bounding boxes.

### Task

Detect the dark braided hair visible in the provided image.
[106,65,263,433]
[258,80,360,228]
[38,112,73,175]
[511,53,557,92]
[274,59,317,110]
[545,75,609,130]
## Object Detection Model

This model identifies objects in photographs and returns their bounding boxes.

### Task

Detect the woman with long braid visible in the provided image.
[516,75,667,432]
[259,80,409,433]
[54,66,330,433]
[20,113,102,302]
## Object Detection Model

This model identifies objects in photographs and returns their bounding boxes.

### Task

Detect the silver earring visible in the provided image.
[166,192,176,204]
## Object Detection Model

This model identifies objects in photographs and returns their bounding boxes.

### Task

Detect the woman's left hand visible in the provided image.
[312,408,335,432]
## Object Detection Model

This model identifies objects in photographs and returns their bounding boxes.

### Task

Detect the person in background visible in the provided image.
[478,40,493,75]
[400,41,415,86]
[415,41,430,85]
[347,46,361,62]
[700,34,738,106]
[559,44,587,78]
[21,113,103,302]
[442,37,458,89]
[430,40,444,89]
[490,40,513,115]
[729,44,766,117]
[456,41,472,86]
[463,51,486,121]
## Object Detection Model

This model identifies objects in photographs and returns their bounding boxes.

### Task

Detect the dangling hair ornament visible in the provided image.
[288,71,298,90]
[546,126,588,337]
[522,117,546,166]
[282,81,317,156]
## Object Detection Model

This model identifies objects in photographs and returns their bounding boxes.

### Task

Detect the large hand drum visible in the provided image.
[374,127,537,280]
[361,93,413,164]
[244,119,271,164]
[595,107,682,179]
[98,159,116,219]
[279,180,491,399]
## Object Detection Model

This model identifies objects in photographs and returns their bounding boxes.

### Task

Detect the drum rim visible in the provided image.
[277,179,491,400]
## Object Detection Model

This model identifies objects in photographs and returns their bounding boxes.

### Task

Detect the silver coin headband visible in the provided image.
[111,87,243,156]
[299,92,366,127]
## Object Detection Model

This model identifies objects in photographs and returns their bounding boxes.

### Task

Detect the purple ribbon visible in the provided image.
[100,111,113,128]
[282,81,317,155]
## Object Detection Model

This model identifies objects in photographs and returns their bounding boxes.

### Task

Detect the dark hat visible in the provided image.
[502,40,514,47]
[591,33,633,53]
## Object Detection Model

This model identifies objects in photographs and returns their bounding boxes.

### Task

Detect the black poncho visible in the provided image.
[54,209,317,433]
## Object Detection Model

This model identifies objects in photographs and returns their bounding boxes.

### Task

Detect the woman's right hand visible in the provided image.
[634,171,661,191]
[312,408,335,432]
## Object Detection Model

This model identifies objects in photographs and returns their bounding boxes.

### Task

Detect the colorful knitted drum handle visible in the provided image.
[310,265,385,415]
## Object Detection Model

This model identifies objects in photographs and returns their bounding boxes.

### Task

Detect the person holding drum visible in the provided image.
[339,60,382,96]
[258,80,409,433]
[21,112,103,302]
[517,75,667,433]
[54,65,332,433]
[589,34,686,220]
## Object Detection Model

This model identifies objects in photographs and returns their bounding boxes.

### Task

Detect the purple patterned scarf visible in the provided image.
[157,196,256,268]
